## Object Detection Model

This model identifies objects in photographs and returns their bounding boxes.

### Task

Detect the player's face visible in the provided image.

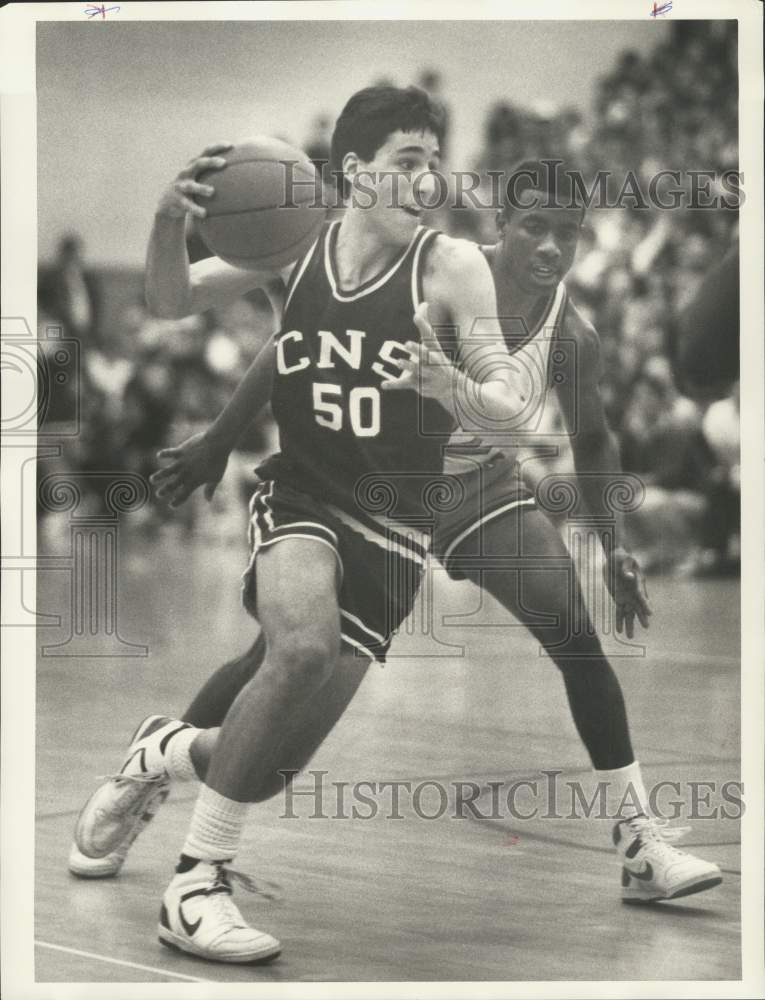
[353,129,441,244]
[498,198,582,292]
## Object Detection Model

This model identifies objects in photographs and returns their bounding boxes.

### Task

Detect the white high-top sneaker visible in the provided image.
[74,715,187,858]
[159,857,281,964]
[68,783,170,877]
[614,815,722,903]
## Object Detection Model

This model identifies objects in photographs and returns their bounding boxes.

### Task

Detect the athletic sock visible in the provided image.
[595,760,649,821]
[181,784,249,862]
[163,726,202,782]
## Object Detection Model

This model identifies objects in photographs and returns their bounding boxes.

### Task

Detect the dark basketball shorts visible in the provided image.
[431,452,536,580]
[242,479,426,663]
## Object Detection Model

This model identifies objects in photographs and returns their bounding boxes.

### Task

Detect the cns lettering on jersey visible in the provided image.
[276,329,411,383]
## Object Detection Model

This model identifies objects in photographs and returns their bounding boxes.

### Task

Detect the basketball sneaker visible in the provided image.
[74,715,191,859]
[68,784,170,877]
[614,814,722,903]
[158,855,281,964]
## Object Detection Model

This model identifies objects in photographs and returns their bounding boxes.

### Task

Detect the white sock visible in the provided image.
[182,784,249,862]
[595,761,649,821]
[163,726,201,782]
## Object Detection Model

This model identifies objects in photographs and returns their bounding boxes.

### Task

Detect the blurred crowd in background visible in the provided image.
[38,20,739,575]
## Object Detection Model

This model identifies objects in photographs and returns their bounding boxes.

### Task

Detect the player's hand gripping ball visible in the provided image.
[195,136,327,270]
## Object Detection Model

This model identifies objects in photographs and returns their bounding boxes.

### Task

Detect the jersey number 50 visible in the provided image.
[313,383,380,438]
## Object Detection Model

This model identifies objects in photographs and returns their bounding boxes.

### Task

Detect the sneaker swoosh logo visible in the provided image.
[623,862,654,882]
[178,903,202,937]
[121,747,146,775]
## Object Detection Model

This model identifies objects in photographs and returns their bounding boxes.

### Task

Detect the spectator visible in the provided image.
[619,370,716,571]
[39,234,99,341]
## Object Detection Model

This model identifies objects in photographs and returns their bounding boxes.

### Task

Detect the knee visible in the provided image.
[543,623,605,663]
[531,603,605,662]
[266,628,339,687]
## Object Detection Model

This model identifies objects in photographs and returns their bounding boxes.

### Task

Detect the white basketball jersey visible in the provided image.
[444,281,568,473]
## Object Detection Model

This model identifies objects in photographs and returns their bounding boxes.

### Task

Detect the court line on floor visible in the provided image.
[34,940,211,982]
[465,815,741,875]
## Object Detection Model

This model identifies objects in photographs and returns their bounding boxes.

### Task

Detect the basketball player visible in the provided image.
[73,85,540,964]
[71,152,722,923]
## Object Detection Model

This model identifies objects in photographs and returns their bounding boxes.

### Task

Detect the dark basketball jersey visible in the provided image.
[257,220,454,525]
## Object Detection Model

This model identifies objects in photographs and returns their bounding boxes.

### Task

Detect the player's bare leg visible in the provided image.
[459,507,721,902]
[70,590,370,877]
[183,642,370,796]
[462,508,634,771]
[246,647,371,802]
[196,538,341,800]
[158,537,370,962]
[71,625,366,875]
[183,634,267,728]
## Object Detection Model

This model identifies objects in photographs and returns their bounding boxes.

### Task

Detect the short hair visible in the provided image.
[501,158,586,219]
[330,85,445,180]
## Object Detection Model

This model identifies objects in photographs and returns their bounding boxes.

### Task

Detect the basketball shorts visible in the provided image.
[242,479,425,663]
[430,452,536,580]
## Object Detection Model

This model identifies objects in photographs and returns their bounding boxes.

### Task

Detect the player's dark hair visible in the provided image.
[501,159,587,219]
[330,85,445,193]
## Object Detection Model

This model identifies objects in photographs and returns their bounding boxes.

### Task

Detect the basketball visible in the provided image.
[196,136,327,270]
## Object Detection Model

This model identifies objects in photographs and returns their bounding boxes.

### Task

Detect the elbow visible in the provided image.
[480,381,524,423]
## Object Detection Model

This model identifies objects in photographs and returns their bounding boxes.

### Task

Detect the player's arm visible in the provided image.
[556,307,652,636]
[145,143,292,318]
[383,238,523,427]
[151,335,277,508]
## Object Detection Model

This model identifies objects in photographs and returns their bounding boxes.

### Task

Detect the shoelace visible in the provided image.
[628,816,692,856]
[206,868,249,929]
[648,818,691,843]
[97,772,168,787]
[201,864,282,932]
[210,863,282,902]
[209,863,233,895]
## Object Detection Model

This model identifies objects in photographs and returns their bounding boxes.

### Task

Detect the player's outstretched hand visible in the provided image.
[381,302,454,401]
[156,142,234,221]
[150,430,230,509]
[606,550,653,639]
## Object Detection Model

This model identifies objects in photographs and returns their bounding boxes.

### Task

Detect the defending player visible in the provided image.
[72,86,532,964]
[71,155,722,914]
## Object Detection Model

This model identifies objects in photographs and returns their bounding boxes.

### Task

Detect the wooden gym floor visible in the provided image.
[35,526,740,984]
